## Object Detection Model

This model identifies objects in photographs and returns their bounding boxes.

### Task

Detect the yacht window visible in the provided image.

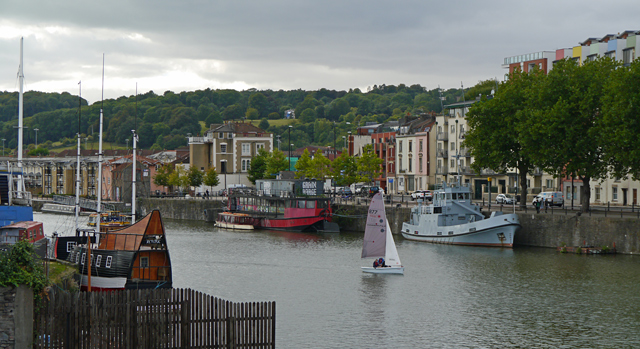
[67,241,76,252]
[457,193,464,200]
[106,256,112,268]
[81,253,86,265]
[446,193,452,200]
[96,255,102,267]
[464,193,470,200]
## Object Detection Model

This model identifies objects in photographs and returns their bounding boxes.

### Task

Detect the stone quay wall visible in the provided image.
[137,199,640,254]
[0,285,33,349]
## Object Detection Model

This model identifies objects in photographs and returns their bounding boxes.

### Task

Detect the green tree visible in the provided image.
[357,144,383,184]
[294,148,313,178]
[187,166,204,188]
[308,150,332,180]
[246,107,259,120]
[168,166,190,193]
[465,68,543,208]
[203,167,220,189]
[248,148,269,184]
[300,108,316,123]
[258,118,270,131]
[248,92,268,118]
[27,147,49,156]
[0,241,47,302]
[521,58,619,212]
[265,149,289,178]
[331,151,358,187]
[600,58,640,179]
[153,164,173,188]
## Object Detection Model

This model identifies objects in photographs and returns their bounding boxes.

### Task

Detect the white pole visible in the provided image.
[17,37,24,193]
[131,130,137,223]
[97,55,104,215]
[75,82,81,231]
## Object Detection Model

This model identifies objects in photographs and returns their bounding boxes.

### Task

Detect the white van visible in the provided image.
[532,191,564,207]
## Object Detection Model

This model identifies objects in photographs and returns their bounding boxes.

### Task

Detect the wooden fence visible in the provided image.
[33,288,275,348]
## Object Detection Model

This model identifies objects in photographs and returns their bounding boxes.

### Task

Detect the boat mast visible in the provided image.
[131,84,138,223]
[97,55,104,216]
[75,82,82,231]
[17,37,24,194]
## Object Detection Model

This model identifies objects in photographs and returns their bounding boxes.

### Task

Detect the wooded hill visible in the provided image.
[0,81,496,153]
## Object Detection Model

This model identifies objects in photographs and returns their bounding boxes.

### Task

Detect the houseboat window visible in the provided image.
[307,201,315,209]
[298,200,305,209]
[140,257,149,268]
[96,255,102,267]
[67,242,76,252]
[318,200,328,209]
[446,193,452,200]
[464,193,470,200]
[285,200,292,208]
[75,253,79,264]
[81,253,86,265]
[457,193,464,200]
[106,256,112,268]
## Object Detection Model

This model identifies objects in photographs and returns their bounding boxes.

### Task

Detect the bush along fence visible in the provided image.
[33,287,275,348]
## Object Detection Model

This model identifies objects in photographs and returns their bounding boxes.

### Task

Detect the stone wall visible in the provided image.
[0,285,33,348]
[137,198,640,254]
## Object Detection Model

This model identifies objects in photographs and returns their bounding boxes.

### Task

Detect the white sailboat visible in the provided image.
[361,192,404,274]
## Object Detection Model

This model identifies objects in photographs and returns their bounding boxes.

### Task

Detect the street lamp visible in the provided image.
[342,136,346,150]
[288,126,292,170]
[33,128,39,148]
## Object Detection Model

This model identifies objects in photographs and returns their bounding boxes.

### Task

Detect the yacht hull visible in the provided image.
[361,266,404,274]
[402,213,520,247]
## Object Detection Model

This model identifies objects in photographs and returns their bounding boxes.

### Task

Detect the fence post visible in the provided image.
[181,299,189,349]
[227,316,236,349]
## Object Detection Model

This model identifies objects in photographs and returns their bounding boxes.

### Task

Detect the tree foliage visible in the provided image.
[0,241,47,302]
[247,148,269,184]
[356,145,383,184]
[203,167,220,188]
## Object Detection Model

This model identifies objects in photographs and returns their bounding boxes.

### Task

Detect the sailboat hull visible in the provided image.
[361,266,404,274]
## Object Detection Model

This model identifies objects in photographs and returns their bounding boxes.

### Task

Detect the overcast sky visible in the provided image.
[1,1,639,105]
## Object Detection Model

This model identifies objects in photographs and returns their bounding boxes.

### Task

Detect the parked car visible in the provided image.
[411,190,432,201]
[338,188,353,197]
[368,186,380,197]
[532,191,564,207]
[495,193,515,205]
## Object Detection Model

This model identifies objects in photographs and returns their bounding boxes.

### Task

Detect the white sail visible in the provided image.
[384,220,402,267]
[361,192,386,259]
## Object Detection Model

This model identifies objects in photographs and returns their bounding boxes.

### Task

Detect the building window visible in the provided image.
[106,256,112,268]
[96,255,102,267]
[419,156,423,173]
[408,160,412,173]
[450,142,455,151]
[228,132,233,139]
[451,125,455,133]
[419,140,423,152]
[242,143,250,156]
[409,141,412,153]
[623,48,635,66]
[399,141,403,152]
[219,132,224,139]
[595,187,601,201]
[256,143,265,152]
[546,179,553,188]
[605,50,616,59]
[140,257,149,268]
[613,187,618,201]
[450,159,455,168]
[220,144,227,153]
[241,159,251,172]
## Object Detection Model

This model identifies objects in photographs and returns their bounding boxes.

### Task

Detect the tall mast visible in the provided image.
[17,38,24,192]
[131,84,138,223]
[97,55,104,216]
[75,82,82,231]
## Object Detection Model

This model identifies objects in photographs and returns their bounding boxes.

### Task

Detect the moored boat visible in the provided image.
[215,212,257,230]
[401,182,520,247]
[226,179,339,233]
[87,211,132,229]
[67,210,172,291]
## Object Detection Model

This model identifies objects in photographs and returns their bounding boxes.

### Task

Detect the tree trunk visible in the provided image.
[580,176,591,212]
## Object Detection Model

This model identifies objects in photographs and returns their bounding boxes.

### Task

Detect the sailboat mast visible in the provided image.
[97,55,104,215]
[75,82,82,231]
[131,84,138,223]
[17,37,24,193]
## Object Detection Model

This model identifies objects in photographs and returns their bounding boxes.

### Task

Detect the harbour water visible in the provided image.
[36,212,640,348]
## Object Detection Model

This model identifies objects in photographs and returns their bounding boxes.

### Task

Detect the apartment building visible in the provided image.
[188,121,273,188]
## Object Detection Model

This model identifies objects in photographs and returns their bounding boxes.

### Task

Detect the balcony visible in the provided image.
[436,149,448,158]
[481,169,500,175]
[436,167,448,175]
[459,148,471,157]
[459,166,475,175]
[436,132,448,141]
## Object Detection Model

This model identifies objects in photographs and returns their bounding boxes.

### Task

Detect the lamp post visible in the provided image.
[288,126,292,170]
[342,136,346,150]
[347,131,352,156]
[33,128,39,148]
